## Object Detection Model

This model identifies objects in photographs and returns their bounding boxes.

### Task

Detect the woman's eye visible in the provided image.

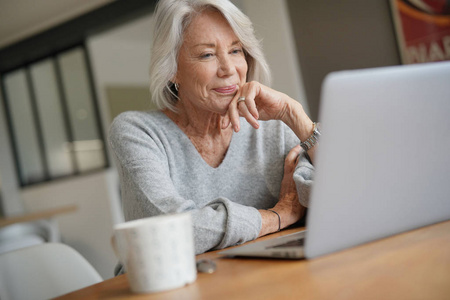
[201,53,214,59]
[231,48,242,54]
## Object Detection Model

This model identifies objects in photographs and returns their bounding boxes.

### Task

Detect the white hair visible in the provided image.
[149,0,271,111]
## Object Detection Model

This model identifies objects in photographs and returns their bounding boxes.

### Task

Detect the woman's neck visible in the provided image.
[163,101,229,138]
[163,100,233,168]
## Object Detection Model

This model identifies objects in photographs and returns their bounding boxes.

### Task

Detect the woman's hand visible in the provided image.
[274,145,306,227]
[222,81,290,132]
[258,145,306,237]
[223,81,317,163]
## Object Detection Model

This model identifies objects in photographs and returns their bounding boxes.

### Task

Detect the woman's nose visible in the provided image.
[217,56,235,77]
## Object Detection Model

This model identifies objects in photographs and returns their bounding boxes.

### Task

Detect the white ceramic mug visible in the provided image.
[113,212,197,293]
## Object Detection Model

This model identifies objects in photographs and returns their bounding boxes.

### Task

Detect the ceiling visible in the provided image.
[0,0,114,48]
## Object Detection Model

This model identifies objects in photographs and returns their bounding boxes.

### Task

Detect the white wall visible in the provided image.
[21,171,117,279]
[87,12,156,228]
[87,13,154,125]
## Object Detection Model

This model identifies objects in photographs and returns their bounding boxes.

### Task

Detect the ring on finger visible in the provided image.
[237,96,246,105]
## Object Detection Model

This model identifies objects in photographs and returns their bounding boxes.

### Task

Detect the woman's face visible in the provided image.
[175,10,248,115]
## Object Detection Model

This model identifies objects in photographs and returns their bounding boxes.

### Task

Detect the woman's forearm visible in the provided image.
[280,98,316,163]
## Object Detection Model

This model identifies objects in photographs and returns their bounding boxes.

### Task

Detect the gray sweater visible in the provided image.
[109,110,314,254]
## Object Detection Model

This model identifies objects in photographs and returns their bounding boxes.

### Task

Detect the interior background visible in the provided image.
[0,0,400,279]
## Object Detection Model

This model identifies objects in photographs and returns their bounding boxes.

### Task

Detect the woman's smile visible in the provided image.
[213,84,238,95]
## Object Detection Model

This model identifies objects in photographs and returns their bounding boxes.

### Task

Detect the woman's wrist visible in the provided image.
[259,207,294,236]
[280,98,314,142]
[273,207,296,229]
[258,209,280,237]
[259,205,305,237]
[274,197,305,227]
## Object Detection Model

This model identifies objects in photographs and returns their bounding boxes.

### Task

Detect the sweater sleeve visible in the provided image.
[283,122,315,207]
[293,152,315,207]
[109,112,261,254]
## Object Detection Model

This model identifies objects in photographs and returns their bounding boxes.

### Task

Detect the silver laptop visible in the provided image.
[219,61,450,259]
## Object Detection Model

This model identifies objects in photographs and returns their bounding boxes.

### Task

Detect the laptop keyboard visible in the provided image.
[267,238,305,249]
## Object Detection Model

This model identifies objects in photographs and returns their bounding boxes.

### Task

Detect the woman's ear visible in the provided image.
[170,76,180,92]
[170,73,178,85]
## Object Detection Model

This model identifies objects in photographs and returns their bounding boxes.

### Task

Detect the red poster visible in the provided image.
[390,0,450,64]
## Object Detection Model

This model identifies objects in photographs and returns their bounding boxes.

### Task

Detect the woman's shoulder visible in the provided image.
[109,110,173,141]
[111,110,165,125]
[110,110,167,131]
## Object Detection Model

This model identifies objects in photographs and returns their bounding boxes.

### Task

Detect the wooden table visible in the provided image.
[57,220,450,300]
[0,205,78,228]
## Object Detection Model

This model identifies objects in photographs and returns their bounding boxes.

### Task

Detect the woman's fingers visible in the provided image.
[286,144,302,161]
[238,99,259,129]
[227,93,241,132]
[221,114,231,129]
[225,83,258,132]
[242,82,260,120]
[225,81,283,132]
[234,82,261,130]
[284,145,301,174]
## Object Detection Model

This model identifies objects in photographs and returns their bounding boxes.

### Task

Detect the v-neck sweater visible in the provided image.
[109,110,314,254]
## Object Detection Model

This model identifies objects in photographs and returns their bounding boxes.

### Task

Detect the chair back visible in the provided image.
[0,243,102,300]
[0,219,60,254]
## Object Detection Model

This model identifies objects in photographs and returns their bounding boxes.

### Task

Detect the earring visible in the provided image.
[174,83,179,92]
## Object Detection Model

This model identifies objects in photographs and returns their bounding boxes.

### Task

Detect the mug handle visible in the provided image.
[111,235,120,259]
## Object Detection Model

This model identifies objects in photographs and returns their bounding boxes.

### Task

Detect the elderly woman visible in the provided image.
[109,0,317,256]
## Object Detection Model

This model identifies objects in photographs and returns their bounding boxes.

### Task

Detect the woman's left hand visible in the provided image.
[222,81,298,132]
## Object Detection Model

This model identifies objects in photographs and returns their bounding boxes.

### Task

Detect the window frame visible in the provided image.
[1,44,108,186]
[0,0,157,187]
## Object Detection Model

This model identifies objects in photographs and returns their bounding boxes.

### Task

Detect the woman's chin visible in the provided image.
[219,104,233,116]
[210,102,233,116]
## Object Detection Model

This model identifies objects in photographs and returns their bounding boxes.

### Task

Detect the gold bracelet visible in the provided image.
[266,209,281,232]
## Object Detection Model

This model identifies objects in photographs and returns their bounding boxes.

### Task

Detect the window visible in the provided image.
[30,58,74,178]
[1,45,108,186]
